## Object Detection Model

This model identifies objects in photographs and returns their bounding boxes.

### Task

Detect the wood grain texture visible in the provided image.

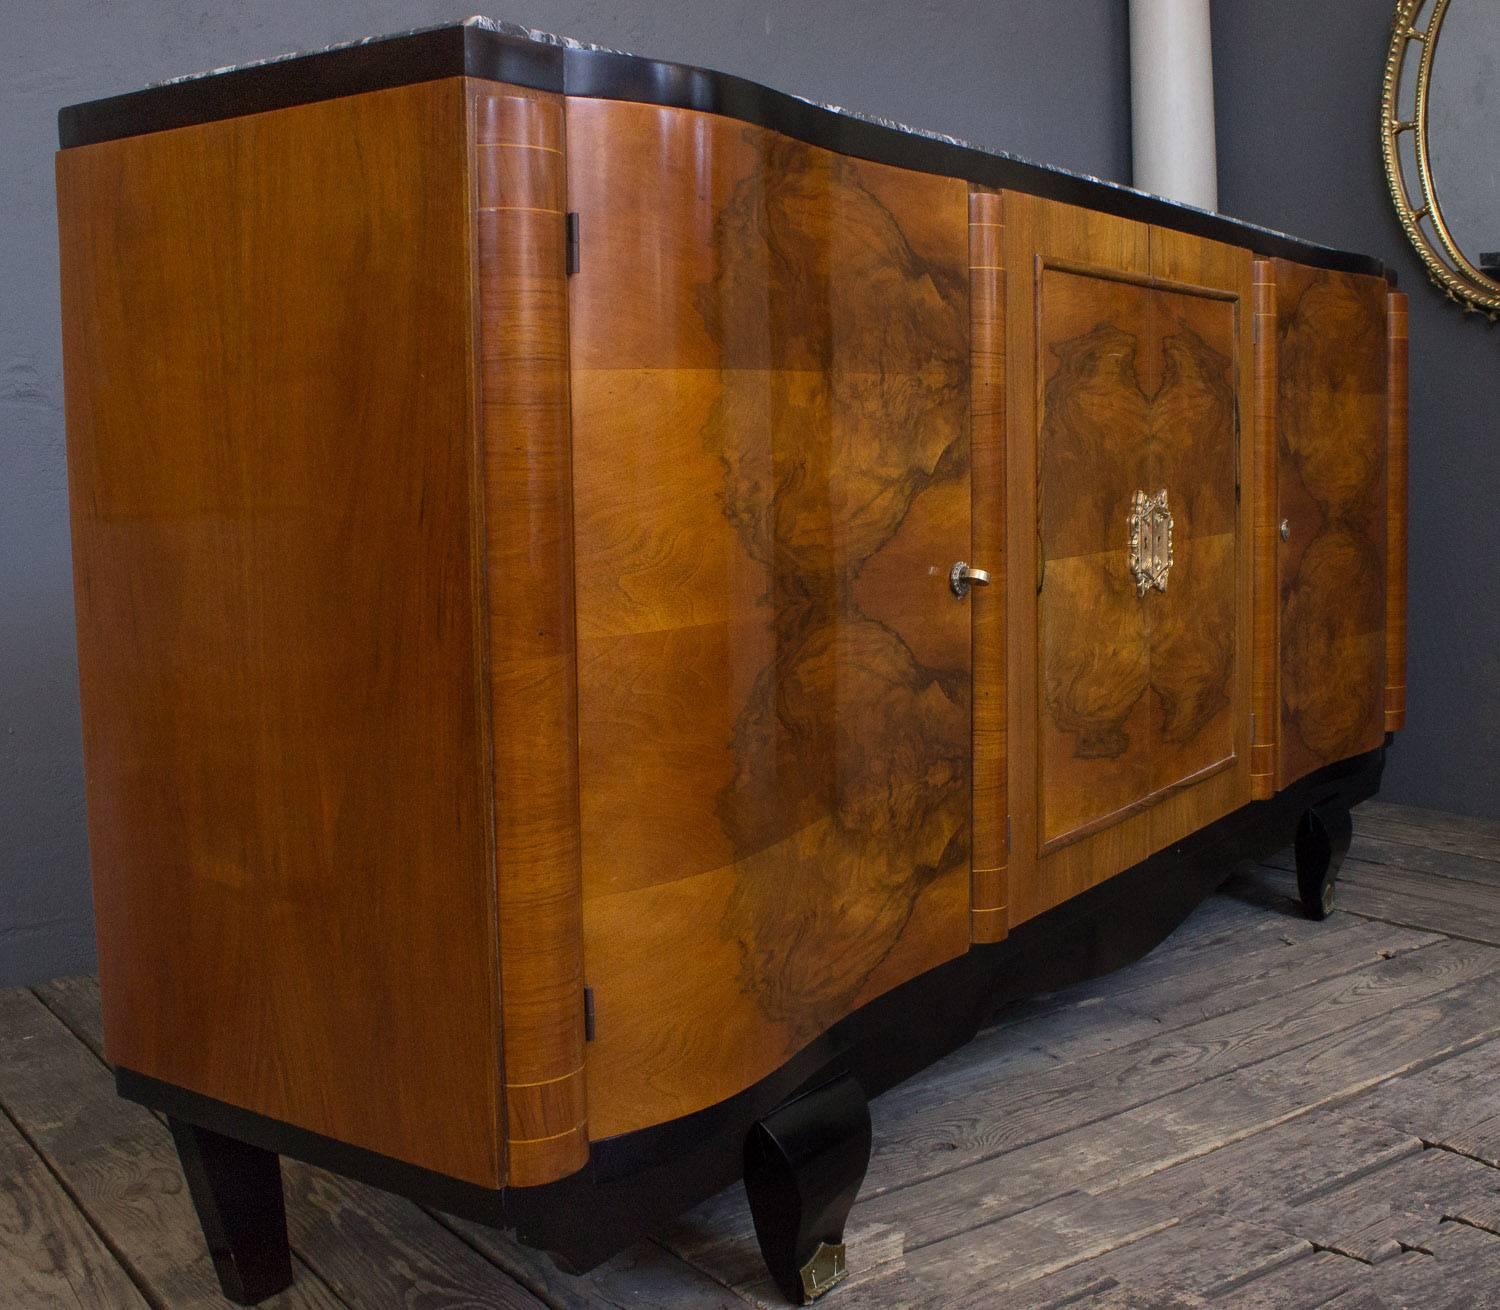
[1035,264,1153,849]
[1147,284,1237,806]
[468,81,587,1188]
[1005,194,1154,925]
[57,79,503,1186]
[1144,228,1254,858]
[1385,290,1409,733]
[1273,262,1388,788]
[969,187,1008,943]
[0,1105,153,1309]
[566,97,972,1137]
[1010,197,1251,924]
[1250,260,1279,798]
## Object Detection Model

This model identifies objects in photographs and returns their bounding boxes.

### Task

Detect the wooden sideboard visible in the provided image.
[55,21,1407,1305]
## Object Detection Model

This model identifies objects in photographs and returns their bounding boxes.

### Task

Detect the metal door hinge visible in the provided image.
[565,212,580,275]
[583,985,596,1041]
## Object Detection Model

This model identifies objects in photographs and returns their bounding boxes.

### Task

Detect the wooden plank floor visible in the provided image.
[5,800,1500,1308]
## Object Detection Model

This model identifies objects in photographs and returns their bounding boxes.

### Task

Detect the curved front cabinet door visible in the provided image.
[1274,263,1388,788]
[566,97,973,1139]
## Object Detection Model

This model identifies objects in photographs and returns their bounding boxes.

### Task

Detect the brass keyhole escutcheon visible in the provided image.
[1128,489,1173,596]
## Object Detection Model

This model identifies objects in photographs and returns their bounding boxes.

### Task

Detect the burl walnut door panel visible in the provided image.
[566,99,972,1138]
[1012,197,1252,924]
[1147,285,1238,799]
[1035,278,1239,850]
[1037,268,1154,849]
[1274,263,1388,787]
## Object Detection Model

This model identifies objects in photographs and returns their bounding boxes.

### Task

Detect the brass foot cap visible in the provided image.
[799,1241,848,1302]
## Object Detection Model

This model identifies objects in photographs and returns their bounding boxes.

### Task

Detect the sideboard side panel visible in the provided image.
[1385,290,1409,734]
[468,81,588,1187]
[57,79,503,1186]
[969,187,1008,944]
[567,98,973,1138]
[1273,262,1388,788]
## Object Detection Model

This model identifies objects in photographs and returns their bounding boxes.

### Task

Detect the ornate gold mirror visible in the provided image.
[1382,0,1500,320]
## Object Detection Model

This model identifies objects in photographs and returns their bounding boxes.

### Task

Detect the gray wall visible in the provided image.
[1211,2,1500,823]
[0,2,1130,985]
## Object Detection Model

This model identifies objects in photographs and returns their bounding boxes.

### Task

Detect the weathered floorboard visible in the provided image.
[1234,855,1500,946]
[437,1213,750,1310]
[0,1106,153,1309]
[1358,801,1500,862]
[936,907,1435,1082]
[0,987,343,1309]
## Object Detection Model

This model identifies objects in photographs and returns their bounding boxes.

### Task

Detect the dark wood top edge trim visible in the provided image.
[55,23,1392,278]
[56,26,566,148]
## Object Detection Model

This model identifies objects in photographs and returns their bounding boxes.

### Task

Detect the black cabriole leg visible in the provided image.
[1295,796,1353,920]
[169,1118,294,1305]
[743,1072,872,1304]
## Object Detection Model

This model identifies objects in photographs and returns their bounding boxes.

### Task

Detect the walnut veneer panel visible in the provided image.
[1274,263,1388,788]
[469,82,587,1187]
[1145,228,1254,856]
[970,188,1008,944]
[1147,283,1238,797]
[1036,266,1154,848]
[1009,198,1252,925]
[57,80,503,1186]
[1006,195,1154,925]
[566,98,972,1138]
[1385,291,1409,733]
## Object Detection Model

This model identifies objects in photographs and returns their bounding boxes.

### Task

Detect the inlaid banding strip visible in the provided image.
[1249,259,1279,797]
[970,187,1008,944]
[1385,290,1408,732]
[470,81,589,1189]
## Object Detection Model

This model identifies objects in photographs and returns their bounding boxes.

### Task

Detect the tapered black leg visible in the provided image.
[169,1118,294,1305]
[743,1072,872,1304]
[1295,796,1353,920]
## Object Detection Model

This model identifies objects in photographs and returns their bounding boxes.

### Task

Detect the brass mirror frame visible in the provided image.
[1382,0,1500,320]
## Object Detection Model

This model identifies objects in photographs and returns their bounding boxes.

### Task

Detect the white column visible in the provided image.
[1129,0,1218,211]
